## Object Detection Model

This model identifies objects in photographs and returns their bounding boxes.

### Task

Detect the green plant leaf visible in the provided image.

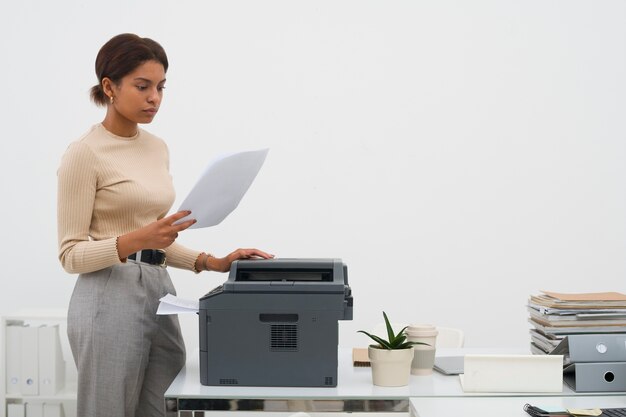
[383,311,395,343]
[357,330,375,339]
[357,330,392,349]
[395,326,409,341]
[391,334,407,348]
[373,339,393,350]
[358,311,421,350]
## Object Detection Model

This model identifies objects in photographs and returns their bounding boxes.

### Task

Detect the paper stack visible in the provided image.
[528,291,626,355]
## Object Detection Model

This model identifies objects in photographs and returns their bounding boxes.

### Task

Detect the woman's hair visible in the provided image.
[90,33,169,106]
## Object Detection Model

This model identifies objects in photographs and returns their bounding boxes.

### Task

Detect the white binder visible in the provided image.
[38,325,65,396]
[552,333,626,363]
[20,325,40,395]
[43,403,64,417]
[7,403,25,417]
[6,324,23,394]
[25,402,44,417]
[563,361,626,392]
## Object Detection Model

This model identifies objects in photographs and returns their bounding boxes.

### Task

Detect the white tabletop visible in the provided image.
[165,347,585,401]
[410,396,626,417]
[165,347,626,415]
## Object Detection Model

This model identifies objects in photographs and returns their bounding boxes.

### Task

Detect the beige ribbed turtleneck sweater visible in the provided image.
[57,123,201,274]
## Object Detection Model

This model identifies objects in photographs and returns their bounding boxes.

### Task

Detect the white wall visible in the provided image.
[1,0,625,354]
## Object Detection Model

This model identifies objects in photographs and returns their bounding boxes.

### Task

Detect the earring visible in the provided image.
[110,95,114,104]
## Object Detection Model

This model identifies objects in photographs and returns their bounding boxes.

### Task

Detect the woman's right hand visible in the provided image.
[117,211,196,259]
[205,248,275,273]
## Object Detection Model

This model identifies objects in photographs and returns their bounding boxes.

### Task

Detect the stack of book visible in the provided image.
[528,291,626,355]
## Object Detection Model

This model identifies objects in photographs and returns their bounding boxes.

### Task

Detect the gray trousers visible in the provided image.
[68,261,186,417]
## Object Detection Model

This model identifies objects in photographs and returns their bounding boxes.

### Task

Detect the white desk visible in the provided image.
[164,348,621,416]
[410,396,626,417]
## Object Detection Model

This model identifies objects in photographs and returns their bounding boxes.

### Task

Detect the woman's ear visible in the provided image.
[101,77,114,101]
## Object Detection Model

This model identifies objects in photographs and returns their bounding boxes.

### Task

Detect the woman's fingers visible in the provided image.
[163,210,192,225]
[173,218,197,232]
[235,248,274,259]
[161,210,196,233]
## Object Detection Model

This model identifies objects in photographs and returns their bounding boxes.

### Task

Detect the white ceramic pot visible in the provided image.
[368,346,414,387]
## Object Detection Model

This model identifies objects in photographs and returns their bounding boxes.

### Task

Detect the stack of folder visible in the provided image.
[528,291,626,355]
[528,291,626,392]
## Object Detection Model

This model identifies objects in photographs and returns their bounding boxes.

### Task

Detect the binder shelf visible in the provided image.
[1,310,77,417]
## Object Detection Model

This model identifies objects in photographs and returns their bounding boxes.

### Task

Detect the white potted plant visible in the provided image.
[358,311,423,387]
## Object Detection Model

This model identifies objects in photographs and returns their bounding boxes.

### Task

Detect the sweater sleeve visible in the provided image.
[57,142,122,274]
[164,242,203,272]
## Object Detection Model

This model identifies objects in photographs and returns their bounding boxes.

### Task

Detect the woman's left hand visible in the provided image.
[207,248,274,272]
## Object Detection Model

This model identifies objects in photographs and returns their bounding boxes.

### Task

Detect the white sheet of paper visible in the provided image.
[177,148,269,229]
[156,293,199,315]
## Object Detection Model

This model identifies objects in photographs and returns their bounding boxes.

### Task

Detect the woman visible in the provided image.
[57,33,273,417]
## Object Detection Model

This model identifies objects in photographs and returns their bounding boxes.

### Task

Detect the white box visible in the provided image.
[460,354,563,393]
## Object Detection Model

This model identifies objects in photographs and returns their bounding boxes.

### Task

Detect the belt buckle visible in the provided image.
[156,249,167,267]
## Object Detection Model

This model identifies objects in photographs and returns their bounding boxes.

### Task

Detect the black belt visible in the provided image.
[128,249,166,267]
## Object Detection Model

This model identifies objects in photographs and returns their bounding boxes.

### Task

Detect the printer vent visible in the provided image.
[270,324,298,351]
[219,378,239,385]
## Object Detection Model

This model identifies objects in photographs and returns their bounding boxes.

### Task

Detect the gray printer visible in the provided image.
[199,258,353,387]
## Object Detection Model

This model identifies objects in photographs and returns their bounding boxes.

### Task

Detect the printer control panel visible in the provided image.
[207,285,224,297]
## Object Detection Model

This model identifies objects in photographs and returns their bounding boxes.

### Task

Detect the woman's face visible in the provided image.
[107,59,166,125]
